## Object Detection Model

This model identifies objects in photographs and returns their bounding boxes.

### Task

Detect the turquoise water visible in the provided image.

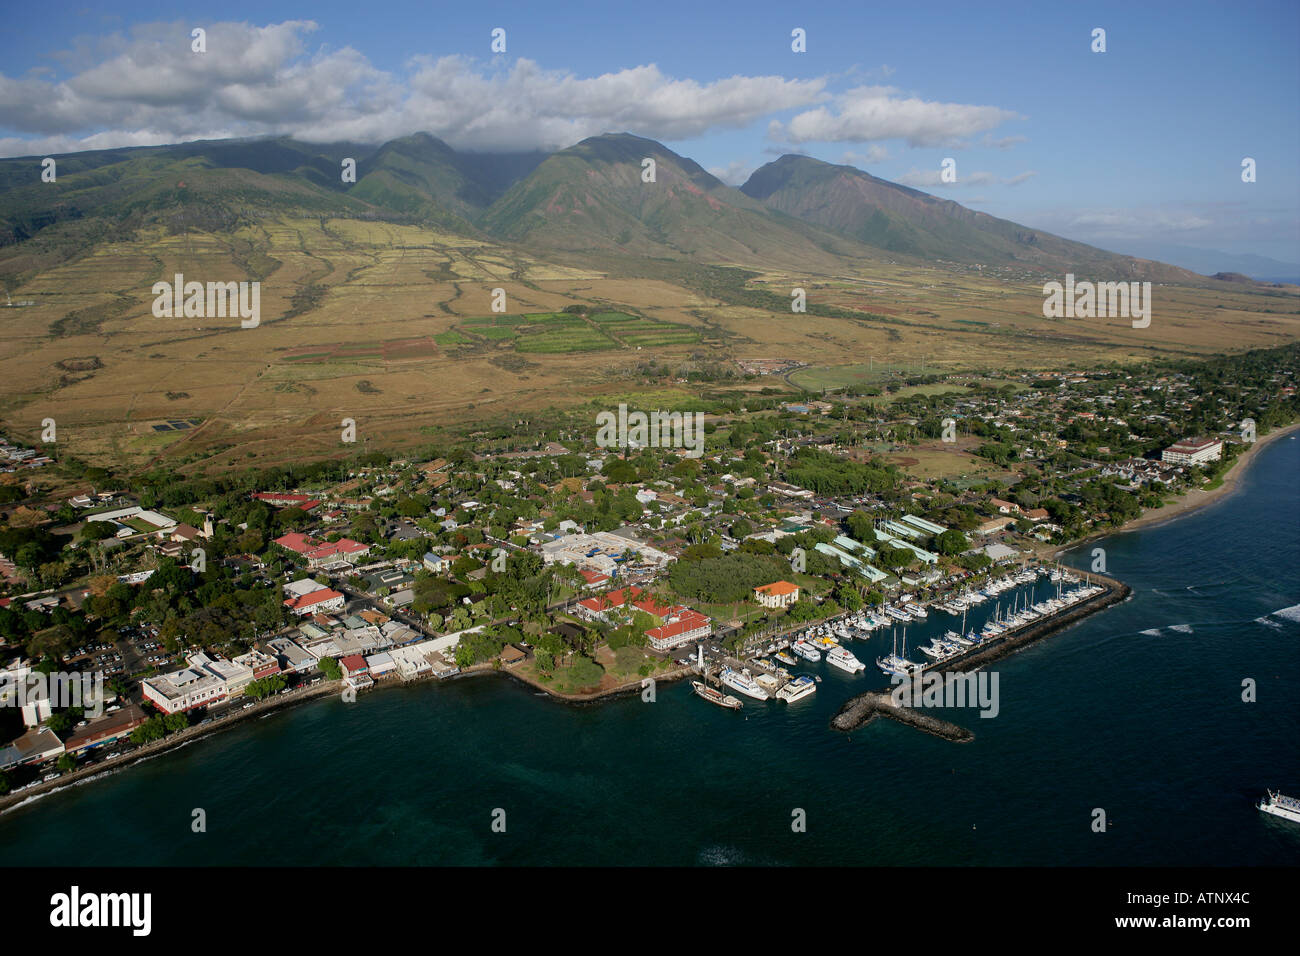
[3,437,1298,866]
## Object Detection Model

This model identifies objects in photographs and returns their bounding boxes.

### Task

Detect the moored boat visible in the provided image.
[692,680,742,710]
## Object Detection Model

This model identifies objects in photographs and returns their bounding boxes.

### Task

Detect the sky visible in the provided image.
[2,0,1297,265]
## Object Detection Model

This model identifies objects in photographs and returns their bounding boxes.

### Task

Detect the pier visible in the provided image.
[831,688,973,742]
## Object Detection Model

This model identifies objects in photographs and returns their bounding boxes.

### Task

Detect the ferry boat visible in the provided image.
[720,668,770,701]
[885,606,912,622]
[773,651,798,666]
[1258,790,1300,823]
[692,680,742,710]
[792,639,822,662]
[826,646,866,673]
[775,674,817,702]
[903,602,928,619]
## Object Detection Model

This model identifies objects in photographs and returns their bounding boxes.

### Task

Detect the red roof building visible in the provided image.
[253,493,321,511]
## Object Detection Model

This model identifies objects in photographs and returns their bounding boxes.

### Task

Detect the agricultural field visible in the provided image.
[0,206,1296,475]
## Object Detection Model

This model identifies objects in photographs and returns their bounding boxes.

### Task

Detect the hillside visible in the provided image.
[478,133,876,271]
[741,154,1199,282]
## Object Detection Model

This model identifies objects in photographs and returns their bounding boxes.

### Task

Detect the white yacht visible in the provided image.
[791,639,822,663]
[826,646,866,673]
[775,674,817,702]
[720,667,770,701]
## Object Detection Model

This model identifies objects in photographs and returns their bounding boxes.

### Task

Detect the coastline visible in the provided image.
[4,423,1291,815]
[1046,418,1300,562]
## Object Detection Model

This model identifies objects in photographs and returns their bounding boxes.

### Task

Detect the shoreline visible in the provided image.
[0,679,341,816]
[1046,419,1300,562]
[4,424,1290,814]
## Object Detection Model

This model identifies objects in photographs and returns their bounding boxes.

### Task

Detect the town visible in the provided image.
[0,342,1295,798]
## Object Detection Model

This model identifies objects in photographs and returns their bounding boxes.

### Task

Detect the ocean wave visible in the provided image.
[1255,616,1283,630]
[1168,624,1194,634]
[1271,603,1300,623]
[1140,628,1162,636]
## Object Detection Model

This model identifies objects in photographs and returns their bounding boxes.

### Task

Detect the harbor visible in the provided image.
[687,561,1132,740]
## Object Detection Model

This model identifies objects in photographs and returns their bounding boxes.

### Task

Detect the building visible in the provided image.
[140,653,253,714]
[754,581,800,609]
[644,609,712,651]
[273,532,370,568]
[1161,437,1223,466]
[232,649,281,680]
[975,517,1017,536]
[63,704,149,755]
[284,587,346,617]
[422,552,451,574]
[0,726,65,770]
[573,586,645,623]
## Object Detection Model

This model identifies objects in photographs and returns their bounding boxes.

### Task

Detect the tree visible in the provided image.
[935,529,969,556]
[318,657,342,681]
[56,753,77,773]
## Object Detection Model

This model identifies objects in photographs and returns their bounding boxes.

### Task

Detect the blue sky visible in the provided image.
[4,0,1297,264]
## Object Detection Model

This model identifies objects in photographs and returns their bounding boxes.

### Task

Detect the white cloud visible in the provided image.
[0,20,831,157]
[841,145,890,165]
[773,85,1021,147]
[707,160,755,185]
[896,167,1036,188]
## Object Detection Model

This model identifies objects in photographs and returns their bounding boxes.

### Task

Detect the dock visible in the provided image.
[832,572,1130,741]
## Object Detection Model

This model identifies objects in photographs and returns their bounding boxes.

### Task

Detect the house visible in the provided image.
[422,552,451,574]
[499,644,527,666]
[989,498,1021,515]
[975,517,1016,536]
[1023,508,1050,523]
[754,581,800,609]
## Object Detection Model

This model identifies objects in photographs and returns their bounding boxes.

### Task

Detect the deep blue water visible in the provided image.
[3,436,1298,865]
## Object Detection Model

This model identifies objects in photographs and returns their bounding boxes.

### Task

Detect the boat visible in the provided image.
[692,680,742,710]
[774,651,798,666]
[775,674,817,702]
[919,644,945,660]
[1258,790,1300,823]
[755,672,781,694]
[826,646,866,673]
[876,629,917,677]
[792,639,822,662]
[903,602,928,619]
[720,667,770,701]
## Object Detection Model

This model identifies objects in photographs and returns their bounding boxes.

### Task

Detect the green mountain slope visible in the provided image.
[741,154,1199,281]
[478,133,876,271]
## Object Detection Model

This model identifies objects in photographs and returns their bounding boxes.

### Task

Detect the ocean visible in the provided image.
[3,435,1297,866]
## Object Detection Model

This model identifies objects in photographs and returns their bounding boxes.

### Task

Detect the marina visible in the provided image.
[690,562,1125,724]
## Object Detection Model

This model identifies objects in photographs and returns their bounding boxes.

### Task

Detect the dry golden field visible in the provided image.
[1,213,1296,473]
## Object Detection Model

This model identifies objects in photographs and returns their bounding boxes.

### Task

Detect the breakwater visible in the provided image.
[832,574,1130,740]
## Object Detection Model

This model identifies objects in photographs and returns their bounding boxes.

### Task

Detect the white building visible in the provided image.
[1161,437,1223,466]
